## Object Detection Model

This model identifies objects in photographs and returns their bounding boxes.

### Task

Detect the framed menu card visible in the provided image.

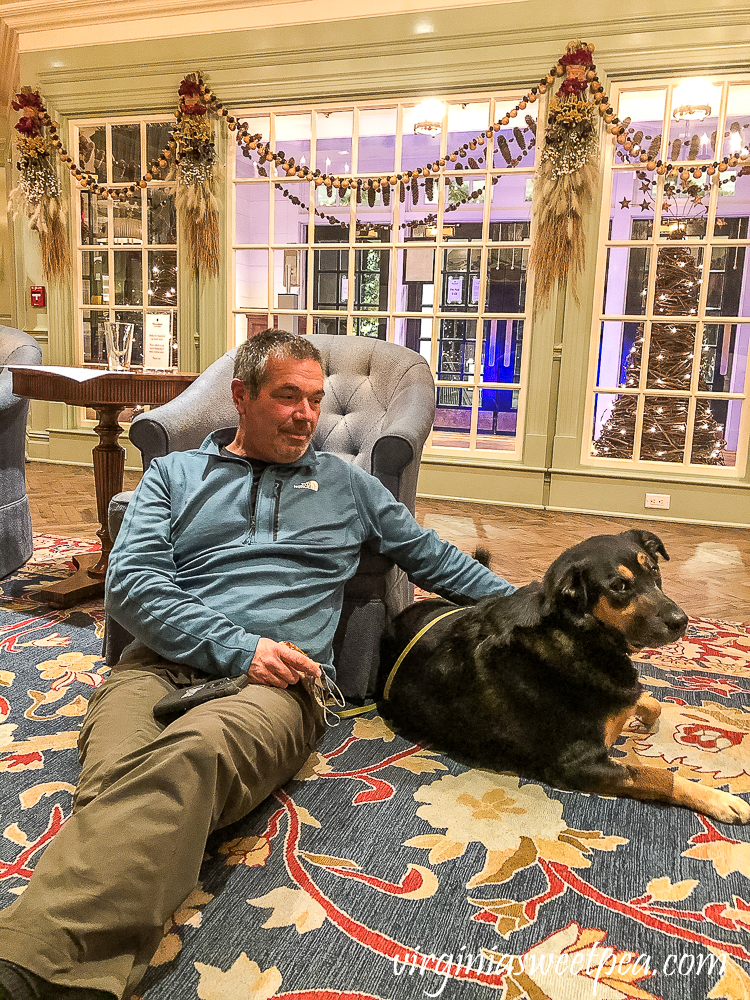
[144,313,172,370]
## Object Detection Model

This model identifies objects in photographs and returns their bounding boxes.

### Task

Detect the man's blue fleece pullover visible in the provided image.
[106,428,515,680]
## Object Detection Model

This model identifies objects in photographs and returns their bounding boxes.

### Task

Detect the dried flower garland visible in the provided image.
[170,74,221,276]
[8,88,71,280]
[54,58,587,282]
[44,48,744,290]
[59,58,738,208]
[271,170,507,239]
[611,109,747,178]
[265,139,530,235]
[529,41,599,306]
[229,89,540,201]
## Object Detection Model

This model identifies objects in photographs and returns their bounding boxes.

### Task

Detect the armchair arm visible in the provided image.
[0,326,43,371]
[371,436,413,501]
[0,328,43,412]
[0,370,26,413]
[129,353,237,468]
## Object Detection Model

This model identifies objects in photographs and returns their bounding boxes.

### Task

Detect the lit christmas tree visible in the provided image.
[594,242,726,464]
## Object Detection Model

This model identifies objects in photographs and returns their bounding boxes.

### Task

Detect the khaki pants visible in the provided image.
[0,646,326,998]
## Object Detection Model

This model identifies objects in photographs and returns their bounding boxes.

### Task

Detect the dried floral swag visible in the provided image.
[8,89,71,280]
[170,75,221,277]
[529,41,600,306]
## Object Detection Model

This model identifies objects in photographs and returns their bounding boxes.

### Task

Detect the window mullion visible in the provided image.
[631,392,647,462]
[682,394,699,466]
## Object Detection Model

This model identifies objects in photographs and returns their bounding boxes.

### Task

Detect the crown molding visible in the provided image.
[27,4,750,76]
[0,20,19,111]
[4,0,304,31]
[5,0,520,51]
[26,4,750,119]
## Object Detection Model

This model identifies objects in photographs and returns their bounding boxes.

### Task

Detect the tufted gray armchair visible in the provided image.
[0,326,43,578]
[105,335,435,700]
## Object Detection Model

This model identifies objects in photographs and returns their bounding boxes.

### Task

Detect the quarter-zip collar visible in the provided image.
[201,427,319,474]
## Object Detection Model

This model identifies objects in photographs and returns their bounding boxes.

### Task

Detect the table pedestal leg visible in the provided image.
[90,404,126,577]
[40,405,126,608]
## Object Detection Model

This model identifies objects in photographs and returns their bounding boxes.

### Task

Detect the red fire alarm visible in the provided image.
[30,286,46,308]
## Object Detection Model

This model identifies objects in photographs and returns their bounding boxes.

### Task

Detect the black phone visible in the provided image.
[153,674,250,722]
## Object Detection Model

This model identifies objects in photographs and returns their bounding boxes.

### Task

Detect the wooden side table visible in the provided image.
[10,366,198,607]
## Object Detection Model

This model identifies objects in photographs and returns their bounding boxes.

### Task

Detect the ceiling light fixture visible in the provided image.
[413,99,445,136]
[672,78,714,122]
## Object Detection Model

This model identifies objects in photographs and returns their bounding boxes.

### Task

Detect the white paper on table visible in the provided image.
[143,313,172,370]
[7,365,124,382]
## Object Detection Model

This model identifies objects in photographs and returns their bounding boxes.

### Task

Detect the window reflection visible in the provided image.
[111,124,141,183]
[148,190,177,245]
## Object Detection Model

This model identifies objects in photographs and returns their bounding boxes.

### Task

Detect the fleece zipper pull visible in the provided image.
[272,480,282,540]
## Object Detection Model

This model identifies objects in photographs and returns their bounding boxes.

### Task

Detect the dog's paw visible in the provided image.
[622,693,661,735]
[634,693,661,726]
[624,715,658,735]
[701,789,750,825]
[673,776,750,824]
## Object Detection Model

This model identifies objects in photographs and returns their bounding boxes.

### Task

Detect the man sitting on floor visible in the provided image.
[0,330,515,1000]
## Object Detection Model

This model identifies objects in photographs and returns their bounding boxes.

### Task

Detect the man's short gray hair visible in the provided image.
[233,330,323,398]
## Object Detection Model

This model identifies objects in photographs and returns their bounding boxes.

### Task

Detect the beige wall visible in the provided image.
[0,21,19,330]
[4,1,750,522]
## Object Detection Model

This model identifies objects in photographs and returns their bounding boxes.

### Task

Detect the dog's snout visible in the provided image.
[665,607,688,636]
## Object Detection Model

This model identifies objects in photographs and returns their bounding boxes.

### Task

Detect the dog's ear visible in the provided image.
[624,529,670,562]
[542,560,591,620]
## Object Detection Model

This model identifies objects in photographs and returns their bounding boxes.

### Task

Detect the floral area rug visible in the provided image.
[1,537,749,1000]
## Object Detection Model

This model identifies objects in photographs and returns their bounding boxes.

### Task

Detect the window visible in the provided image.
[73,117,179,369]
[231,96,537,456]
[587,79,750,473]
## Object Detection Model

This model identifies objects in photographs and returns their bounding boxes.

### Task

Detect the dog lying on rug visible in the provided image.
[377,529,750,824]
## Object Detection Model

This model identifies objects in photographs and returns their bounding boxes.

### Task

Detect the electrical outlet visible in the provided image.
[645,493,670,510]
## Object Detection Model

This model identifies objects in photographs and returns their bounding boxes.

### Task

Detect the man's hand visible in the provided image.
[248,638,321,688]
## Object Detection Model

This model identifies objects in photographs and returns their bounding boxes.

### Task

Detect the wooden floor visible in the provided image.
[24,460,750,621]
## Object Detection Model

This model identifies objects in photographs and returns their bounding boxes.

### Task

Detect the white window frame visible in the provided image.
[70,114,179,374]
[583,75,750,478]
[229,93,538,462]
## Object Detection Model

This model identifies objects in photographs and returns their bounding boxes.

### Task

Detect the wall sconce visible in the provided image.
[413,99,445,136]
[672,78,714,122]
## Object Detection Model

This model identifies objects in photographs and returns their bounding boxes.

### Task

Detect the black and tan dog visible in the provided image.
[377,529,750,824]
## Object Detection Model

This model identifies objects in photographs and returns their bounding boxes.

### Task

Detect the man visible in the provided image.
[0,331,514,1000]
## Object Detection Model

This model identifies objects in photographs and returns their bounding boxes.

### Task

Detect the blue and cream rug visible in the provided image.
[1,536,749,1000]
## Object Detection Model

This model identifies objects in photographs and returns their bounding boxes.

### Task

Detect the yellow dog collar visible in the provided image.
[383,607,465,700]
